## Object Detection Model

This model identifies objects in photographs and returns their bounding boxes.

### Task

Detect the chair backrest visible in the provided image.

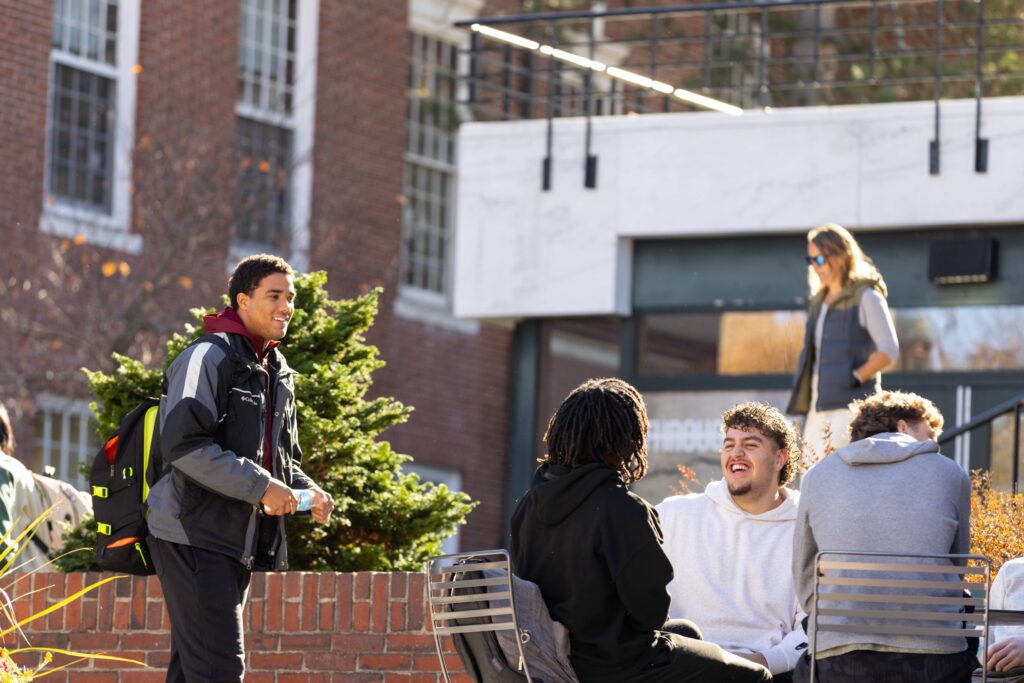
[810,550,991,683]
[426,549,534,683]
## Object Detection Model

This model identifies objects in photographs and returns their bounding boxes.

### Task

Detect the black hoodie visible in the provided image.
[510,462,675,682]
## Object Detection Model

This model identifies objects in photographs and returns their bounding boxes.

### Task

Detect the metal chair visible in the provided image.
[426,549,534,683]
[810,551,992,683]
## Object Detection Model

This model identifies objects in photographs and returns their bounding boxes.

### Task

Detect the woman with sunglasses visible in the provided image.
[786,224,899,457]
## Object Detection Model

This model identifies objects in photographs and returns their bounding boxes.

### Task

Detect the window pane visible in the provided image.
[33,402,95,489]
[238,0,297,116]
[637,311,807,377]
[891,306,1024,372]
[639,305,1024,379]
[52,0,118,66]
[236,116,292,246]
[401,33,461,296]
[48,64,115,211]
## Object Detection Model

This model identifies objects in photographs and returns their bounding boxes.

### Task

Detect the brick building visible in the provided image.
[0,0,519,552]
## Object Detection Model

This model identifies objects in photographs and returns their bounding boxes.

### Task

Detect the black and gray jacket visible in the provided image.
[147,321,313,570]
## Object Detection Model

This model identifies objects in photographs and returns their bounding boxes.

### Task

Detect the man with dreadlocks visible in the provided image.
[657,402,805,682]
[511,378,771,683]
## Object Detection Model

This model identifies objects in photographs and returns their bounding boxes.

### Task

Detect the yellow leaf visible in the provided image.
[101,262,117,277]
[118,261,131,277]
[179,276,193,290]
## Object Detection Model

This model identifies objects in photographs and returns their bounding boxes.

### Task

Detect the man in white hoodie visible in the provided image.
[657,402,805,682]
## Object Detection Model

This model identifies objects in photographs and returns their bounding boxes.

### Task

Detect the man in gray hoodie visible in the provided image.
[791,390,976,683]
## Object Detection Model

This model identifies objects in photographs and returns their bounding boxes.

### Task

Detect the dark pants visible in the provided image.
[629,619,773,683]
[793,647,978,683]
[150,536,251,683]
[661,620,790,683]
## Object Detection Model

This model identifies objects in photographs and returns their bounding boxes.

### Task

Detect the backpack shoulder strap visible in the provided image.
[189,332,235,358]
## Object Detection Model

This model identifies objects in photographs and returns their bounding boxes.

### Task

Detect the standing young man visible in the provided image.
[657,402,806,682]
[147,254,334,682]
[511,378,771,683]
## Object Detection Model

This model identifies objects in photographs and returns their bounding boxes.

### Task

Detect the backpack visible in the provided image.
[89,397,162,575]
[31,473,92,555]
[89,334,234,575]
[445,559,579,683]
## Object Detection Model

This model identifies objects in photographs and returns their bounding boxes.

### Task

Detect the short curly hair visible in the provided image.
[721,402,800,486]
[848,390,944,441]
[228,254,294,310]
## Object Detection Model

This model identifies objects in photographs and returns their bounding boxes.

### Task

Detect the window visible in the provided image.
[43,0,141,252]
[403,462,462,553]
[637,311,807,377]
[234,0,317,267]
[237,116,293,246]
[33,396,96,490]
[637,305,1024,379]
[401,34,460,297]
[236,0,297,251]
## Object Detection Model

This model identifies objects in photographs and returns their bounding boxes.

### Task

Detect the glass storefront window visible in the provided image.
[638,305,1024,378]
[891,306,1024,373]
[637,311,807,377]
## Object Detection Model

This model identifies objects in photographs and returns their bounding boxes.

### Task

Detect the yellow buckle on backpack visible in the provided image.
[97,523,112,536]
[92,486,109,498]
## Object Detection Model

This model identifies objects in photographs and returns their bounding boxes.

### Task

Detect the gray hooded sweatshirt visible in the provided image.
[792,432,972,656]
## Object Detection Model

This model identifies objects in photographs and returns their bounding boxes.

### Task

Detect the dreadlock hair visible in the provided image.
[542,377,649,484]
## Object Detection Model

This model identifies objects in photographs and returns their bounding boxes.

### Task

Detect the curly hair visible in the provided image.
[542,377,649,484]
[228,253,294,310]
[721,402,800,486]
[848,390,944,442]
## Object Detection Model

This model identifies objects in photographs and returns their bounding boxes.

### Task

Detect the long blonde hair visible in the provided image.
[807,223,880,296]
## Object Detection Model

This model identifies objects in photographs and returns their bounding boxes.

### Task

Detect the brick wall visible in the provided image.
[312,0,514,551]
[15,571,471,682]
[1,0,515,554]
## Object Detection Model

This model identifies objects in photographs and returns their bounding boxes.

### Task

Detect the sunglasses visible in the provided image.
[805,255,827,267]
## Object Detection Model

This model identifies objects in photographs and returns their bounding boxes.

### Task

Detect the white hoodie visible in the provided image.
[656,480,806,675]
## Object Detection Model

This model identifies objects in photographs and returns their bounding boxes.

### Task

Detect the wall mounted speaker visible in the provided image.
[928,238,997,285]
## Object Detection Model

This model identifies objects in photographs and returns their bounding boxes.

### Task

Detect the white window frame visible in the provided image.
[232,0,318,273]
[40,0,142,254]
[404,461,463,554]
[33,395,95,490]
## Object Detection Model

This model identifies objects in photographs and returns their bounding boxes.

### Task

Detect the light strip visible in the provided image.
[470,23,742,116]
[539,45,606,72]
[673,88,744,116]
[470,23,540,50]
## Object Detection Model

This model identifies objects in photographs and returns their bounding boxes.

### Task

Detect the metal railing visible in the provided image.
[939,391,1024,492]
[457,0,1024,179]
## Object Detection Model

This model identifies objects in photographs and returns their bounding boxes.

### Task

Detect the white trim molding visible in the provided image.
[289,0,319,273]
[408,0,484,45]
